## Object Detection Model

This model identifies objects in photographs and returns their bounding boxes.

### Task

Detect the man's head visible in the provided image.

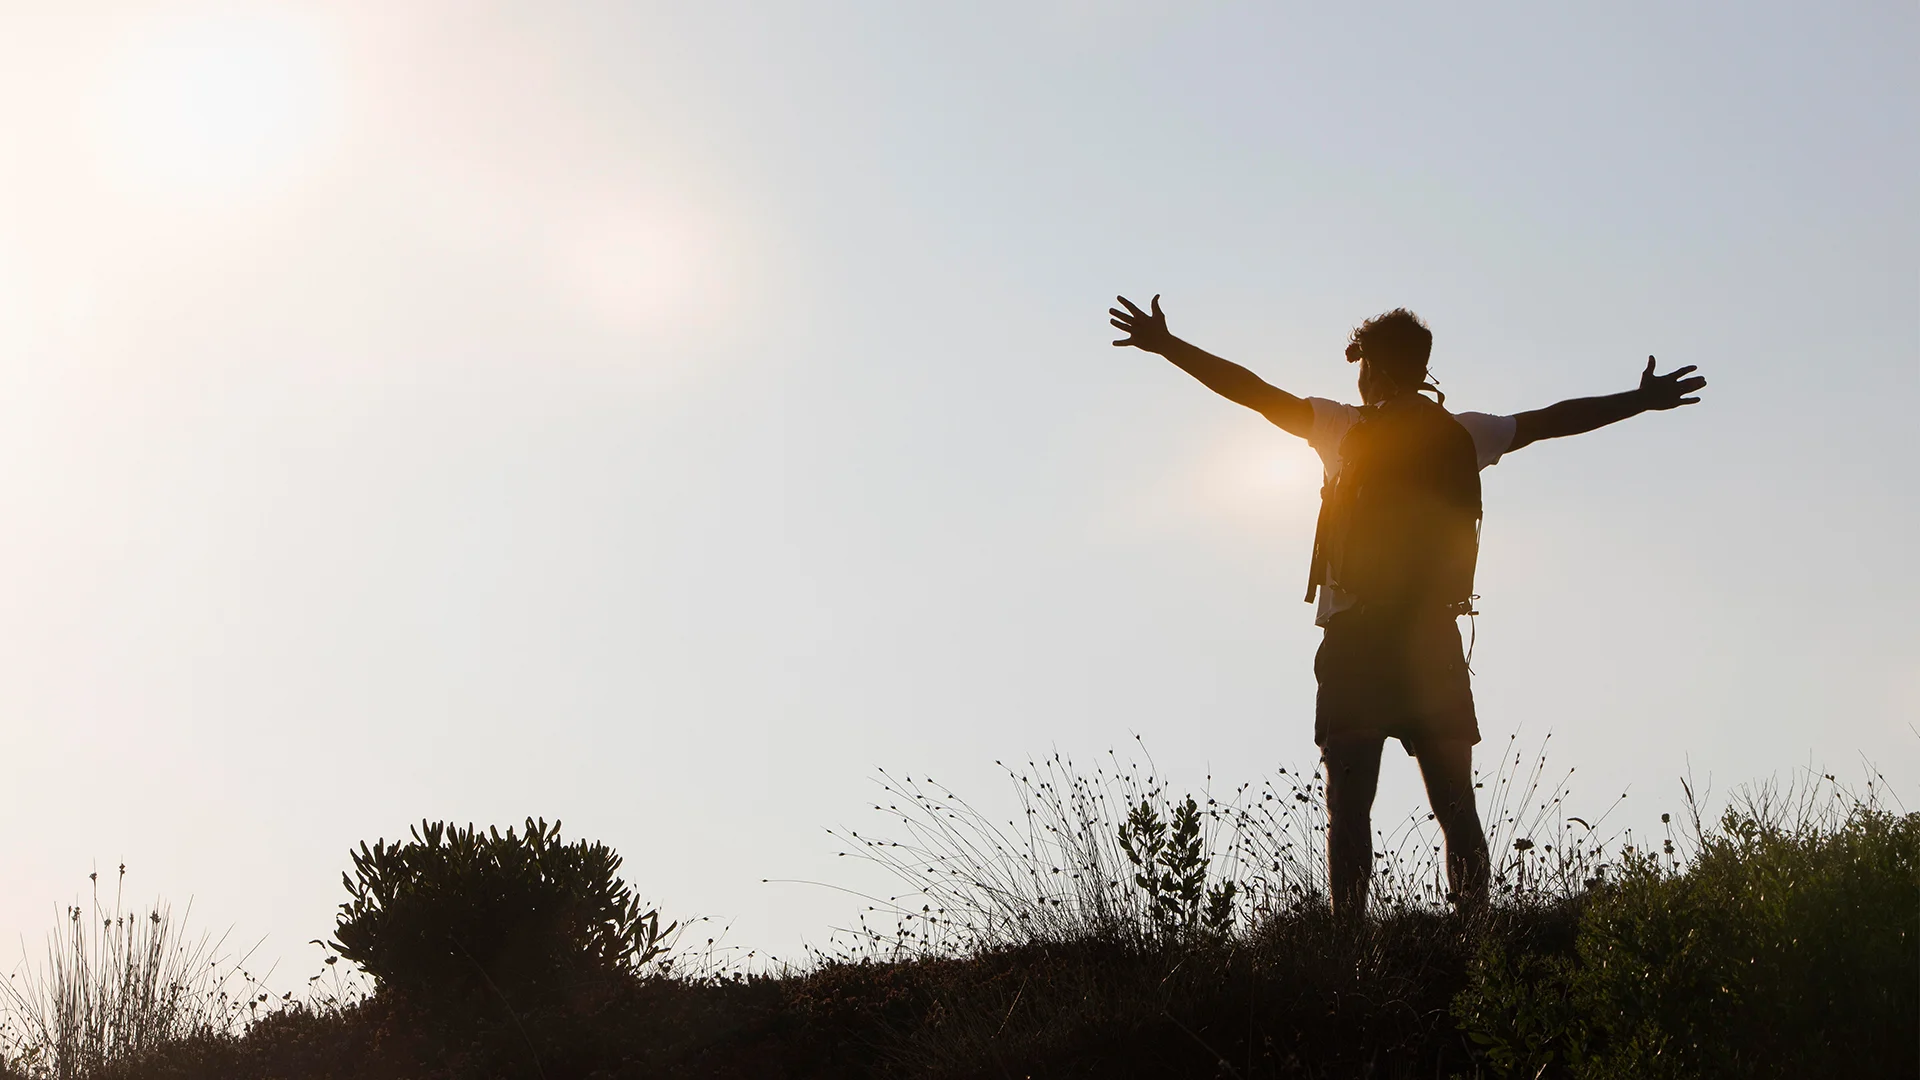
[1346,308,1434,405]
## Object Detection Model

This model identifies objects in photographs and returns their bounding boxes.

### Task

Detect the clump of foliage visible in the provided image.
[1117,795,1237,936]
[330,818,674,1014]
[1454,779,1919,1079]
[0,866,268,1080]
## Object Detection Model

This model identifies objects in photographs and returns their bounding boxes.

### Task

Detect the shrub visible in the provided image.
[1117,795,1237,937]
[330,818,673,1013]
[1454,787,1920,1079]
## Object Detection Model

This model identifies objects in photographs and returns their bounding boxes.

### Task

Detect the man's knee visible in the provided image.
[1432,802,1484,838]
[1322,737,1384,786]
[1432,797,1482,830]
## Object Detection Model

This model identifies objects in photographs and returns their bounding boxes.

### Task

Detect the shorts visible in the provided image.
[1314,607,1480,756]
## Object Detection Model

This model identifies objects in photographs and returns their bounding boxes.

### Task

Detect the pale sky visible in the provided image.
[0,2,1913,977]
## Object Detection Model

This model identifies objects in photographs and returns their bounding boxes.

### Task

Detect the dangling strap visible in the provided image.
[1465,607,1478,674]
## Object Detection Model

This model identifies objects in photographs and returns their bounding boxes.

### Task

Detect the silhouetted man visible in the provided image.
[1108,295,1704,917]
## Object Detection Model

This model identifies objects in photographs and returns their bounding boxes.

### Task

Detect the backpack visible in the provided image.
[1305,393,1482,614]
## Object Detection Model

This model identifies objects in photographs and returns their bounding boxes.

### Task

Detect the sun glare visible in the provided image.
[1135,424,1323,537]
[1205,426,1323,511]
[98,13,341,198]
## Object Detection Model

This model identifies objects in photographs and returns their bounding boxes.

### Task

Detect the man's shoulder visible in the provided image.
[1445,409,1519,468]
[1305,397,1362,450]
[1447,408,1515,436]
[1306,396,1361,418]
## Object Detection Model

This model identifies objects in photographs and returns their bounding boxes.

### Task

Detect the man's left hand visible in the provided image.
[1637,356,1706,410]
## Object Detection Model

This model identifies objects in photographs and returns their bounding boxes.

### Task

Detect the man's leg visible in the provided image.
[1412,738,1490,910]
[1322,734,1386,919]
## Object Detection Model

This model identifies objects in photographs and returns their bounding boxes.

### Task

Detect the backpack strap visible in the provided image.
[1304,481,1334,603]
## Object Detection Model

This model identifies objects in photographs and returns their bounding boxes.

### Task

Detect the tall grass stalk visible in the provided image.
[0,867,265,1080]
[830,734,1633,957]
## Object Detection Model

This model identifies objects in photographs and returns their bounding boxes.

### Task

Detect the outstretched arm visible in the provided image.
[1109,294,1312,437]
[1508,356,1706,452]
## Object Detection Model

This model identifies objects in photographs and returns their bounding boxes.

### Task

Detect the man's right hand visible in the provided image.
[1105,292,1312,437]
[1110,294,1174,354]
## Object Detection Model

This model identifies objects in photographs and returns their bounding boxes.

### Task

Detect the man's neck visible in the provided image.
[1367,387,1427,407]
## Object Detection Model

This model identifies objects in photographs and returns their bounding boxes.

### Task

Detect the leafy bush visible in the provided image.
[1454,790,1919,1079]
[330,818,673,1013]
[1117,795,1237,936]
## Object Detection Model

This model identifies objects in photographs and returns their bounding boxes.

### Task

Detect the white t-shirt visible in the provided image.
[1305,397,1517,627]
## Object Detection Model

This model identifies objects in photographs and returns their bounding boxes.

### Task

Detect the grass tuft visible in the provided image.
[823,734,1629,960]
[0,866,268,1080]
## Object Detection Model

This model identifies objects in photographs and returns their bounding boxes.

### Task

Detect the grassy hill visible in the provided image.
[4,753,1913,1080]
